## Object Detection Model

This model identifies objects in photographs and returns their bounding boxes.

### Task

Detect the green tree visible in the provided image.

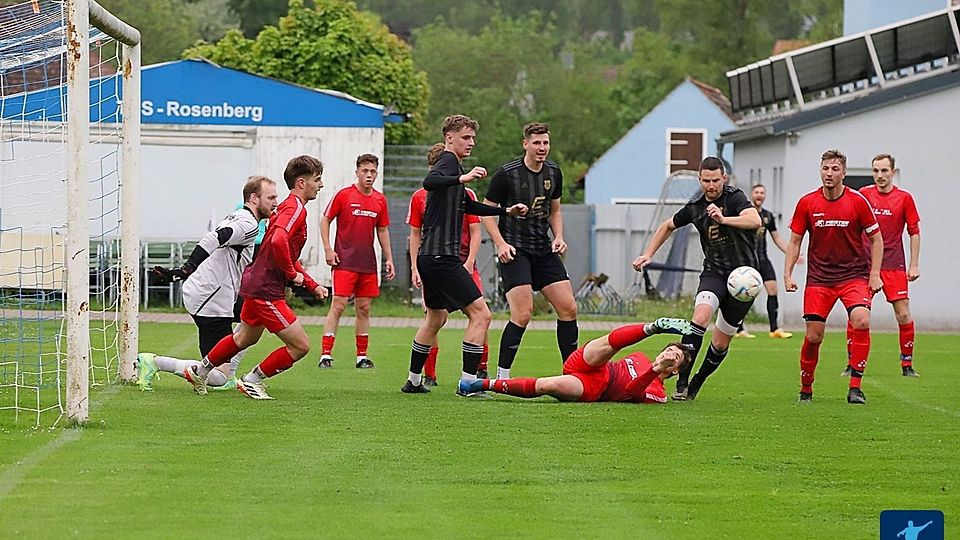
[611,29,695,131]
[413,11,619,200]
[96,0,202,64]
[227,0,303,38]
[184,0,429,143]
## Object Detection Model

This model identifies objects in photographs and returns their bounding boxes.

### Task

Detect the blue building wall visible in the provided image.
[843,0,946,35]
[585,80,736,204]
[2,59,403,127]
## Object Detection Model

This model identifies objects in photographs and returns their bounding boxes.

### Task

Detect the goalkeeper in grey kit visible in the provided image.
[135,176,279,391]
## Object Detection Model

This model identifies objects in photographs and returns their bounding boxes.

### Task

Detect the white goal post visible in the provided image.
[65,0,141,424]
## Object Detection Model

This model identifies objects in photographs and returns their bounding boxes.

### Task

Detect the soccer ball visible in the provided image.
[726,266,763,302]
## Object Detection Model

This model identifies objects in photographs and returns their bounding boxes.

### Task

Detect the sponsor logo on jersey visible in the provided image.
[352,209,378,218]
[814,219,850,228]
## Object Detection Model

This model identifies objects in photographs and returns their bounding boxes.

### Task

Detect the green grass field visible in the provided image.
[1,323,957,539]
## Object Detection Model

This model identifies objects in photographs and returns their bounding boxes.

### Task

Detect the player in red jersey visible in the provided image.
[457,318,692,403]
[184,155,328,400]
[845,153,921,377]
[406,143,488,386]
[318,154,395,369]
[784,149,883,404]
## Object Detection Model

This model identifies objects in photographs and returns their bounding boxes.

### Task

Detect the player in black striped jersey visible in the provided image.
[741,184,795,339]
[135,176,278,391]
[633,157,761,401]
[401,114,527,396]
[483,122,578,377]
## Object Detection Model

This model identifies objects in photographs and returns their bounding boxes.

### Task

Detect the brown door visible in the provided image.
[668,131,704,173]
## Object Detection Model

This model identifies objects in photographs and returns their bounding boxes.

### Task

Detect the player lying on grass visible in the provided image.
[458,318,693,403]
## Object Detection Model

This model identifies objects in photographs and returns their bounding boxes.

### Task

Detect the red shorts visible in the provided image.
[879,269,909,302]
[471,267,483,292]
[240,298,297,334]
[803,279,872,321]
[332,269,380,298]
[562,347,609,402]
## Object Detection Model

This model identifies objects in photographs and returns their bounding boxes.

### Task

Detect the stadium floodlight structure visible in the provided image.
[0,0,140,426]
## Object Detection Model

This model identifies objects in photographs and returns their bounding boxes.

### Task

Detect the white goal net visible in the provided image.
[0,0,140,426]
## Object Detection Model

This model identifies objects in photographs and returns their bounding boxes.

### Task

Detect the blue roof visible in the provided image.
[1,59,403,127]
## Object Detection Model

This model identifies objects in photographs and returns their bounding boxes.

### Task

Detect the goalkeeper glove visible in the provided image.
[152,263,194,284]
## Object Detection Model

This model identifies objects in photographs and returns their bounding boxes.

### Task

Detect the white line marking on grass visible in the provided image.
[0,385,121,502]
[864,380,960,418]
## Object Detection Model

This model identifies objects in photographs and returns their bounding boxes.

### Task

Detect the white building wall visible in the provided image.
[254,126,384,287]
[735,85,960,330]
[0,123,385,290]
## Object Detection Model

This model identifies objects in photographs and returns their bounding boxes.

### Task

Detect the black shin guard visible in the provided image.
[556,319,579,362]
[697,344,729,380]
[409,341,431,374]
[462,341,484,376]
[767,295,780,332]
[498,321,526,370]
[678,323,706,386]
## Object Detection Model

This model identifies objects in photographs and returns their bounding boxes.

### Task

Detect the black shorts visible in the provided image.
[499,249,570,293]
[698,273,755,328]
[190,315,235,358]
[757,258,777,283]
[418,254,483,312]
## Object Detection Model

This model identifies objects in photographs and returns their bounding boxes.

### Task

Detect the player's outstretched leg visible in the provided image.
[651,317,694,336]
[462,377,539,398]
[674,321,707,401]
[685,344,728,401]
[135,353,159,391]
[236,322,308,400]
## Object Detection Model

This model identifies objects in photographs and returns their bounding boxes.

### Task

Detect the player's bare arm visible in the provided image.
[505,203,528,217]
[632,218,677,271]
[770,229,803,264]
[707,205,761,229]
[908,233,920,281]
[482,197,516,262]
[783,231,803,292]
[459,166,487,183]
[548,198,566,254]
[465,222,481,271]
[409,227,422,289]
[376,226,395,280]
[320,215,339,266]
[867,231,883,293]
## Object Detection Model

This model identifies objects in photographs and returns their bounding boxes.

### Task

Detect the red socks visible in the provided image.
[356,334,369,357]
[848,327,870,387]
[846,322,854,361]
[899,322,915,365]
[424,347,439,379]
[479,343,489,372]
[205,335,242,367]
[259,347,296,377]
[608,323,650,350]
[321,334,335,356]
[800,338,821,393]
[483,377,539,398]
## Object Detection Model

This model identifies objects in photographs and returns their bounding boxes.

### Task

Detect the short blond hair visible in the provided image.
[872,153,895,169]
[820,149,847,167]
[441,114,479,135]
[243,175,275,201]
